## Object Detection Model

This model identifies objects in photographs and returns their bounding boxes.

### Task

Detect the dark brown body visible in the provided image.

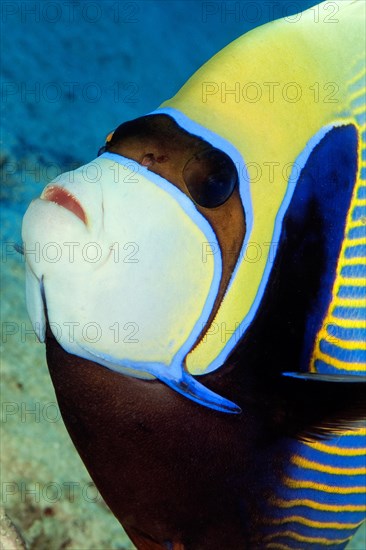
[46,332,288,550]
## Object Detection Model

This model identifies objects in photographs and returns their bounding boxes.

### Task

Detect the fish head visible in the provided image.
[22,114,245,413]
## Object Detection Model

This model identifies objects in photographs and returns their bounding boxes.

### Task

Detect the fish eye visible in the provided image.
[183,148,238,208]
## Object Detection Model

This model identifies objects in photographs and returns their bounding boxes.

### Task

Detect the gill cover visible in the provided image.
[156,0,365,376]
[22,155,240,413]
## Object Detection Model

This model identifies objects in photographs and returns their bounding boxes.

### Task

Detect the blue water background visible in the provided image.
[1,1,365,548]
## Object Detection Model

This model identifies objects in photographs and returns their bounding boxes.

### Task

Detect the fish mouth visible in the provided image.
[41,186,87,224]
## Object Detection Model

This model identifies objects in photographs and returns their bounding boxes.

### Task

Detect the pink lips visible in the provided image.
[42,186,87,224]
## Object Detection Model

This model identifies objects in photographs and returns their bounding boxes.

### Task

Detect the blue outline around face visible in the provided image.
[74,150,241,412]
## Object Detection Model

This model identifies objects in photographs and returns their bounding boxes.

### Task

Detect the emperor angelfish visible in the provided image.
[22,1,366,548]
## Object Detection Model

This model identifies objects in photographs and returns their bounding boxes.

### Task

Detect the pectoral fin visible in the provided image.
[158,371,241,415]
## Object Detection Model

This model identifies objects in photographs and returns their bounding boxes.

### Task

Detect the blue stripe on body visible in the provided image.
[262,432,366,548]
[333,306,366,320]
[352,206,366,221]
[344,245,366,258]
[268,505,366,526]
[327,324,366,341]
[338,286,366,299]
[341,264,366,278]
[348,225,366,239]
[314,359,365,376]
[288,465,366,488]
[319,340,366,362]
[357,186,366,199]
[276,486,366,507]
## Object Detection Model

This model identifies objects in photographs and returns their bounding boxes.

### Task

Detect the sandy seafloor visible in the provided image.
[0,0,365,548]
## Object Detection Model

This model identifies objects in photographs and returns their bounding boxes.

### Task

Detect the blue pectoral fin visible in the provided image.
[158,372,242,414]
[74,343,241,414]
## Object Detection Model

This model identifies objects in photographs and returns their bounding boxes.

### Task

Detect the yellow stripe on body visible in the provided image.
[272,498,366,512]
[283,477,365,494]
[291,454,366,475]
[342,238,366,247]
[303,439,366,456]
[325,318,366,329]
[263,530,351,545]
[268,515,364,530]
[337,277,366,287]
[314,350,366,371]
[324,338,366,350]
[336,298,366,308]
[341,427,366,436]
[341,257,366,266]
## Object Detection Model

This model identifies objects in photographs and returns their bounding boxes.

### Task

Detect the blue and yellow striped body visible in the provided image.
[262,430,365,549]
[261,60,366,550]
[311,64,366,376]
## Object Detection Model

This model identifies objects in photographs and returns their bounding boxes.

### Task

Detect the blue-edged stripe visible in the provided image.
[319,340,366,363]
[333,306,366,320]
[341,264,366,278]
[338,285,366,299]
[344,244,366,258]
[327,324,366,341]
